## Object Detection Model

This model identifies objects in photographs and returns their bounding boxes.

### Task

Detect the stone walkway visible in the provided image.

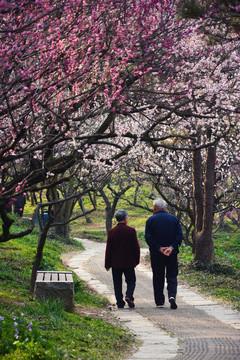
[65,239,240,360]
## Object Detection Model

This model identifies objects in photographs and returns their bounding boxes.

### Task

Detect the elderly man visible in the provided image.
[145,198,183,309]
[105,209,140,309]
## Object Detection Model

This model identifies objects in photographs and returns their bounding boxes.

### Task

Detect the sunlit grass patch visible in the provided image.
[137,231,148,248]
[74,230,107,242]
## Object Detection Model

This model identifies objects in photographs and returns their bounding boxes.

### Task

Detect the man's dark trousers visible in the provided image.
[150,252,178,306]
[112,268,136,308]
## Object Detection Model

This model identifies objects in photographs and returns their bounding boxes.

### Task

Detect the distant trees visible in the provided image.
[97,166,134,232]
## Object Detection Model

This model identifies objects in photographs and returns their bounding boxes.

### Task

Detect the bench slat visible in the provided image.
[66,273,73,282]
[36,271,73,283]
[36,272,44,281]
[51,273,58,281]
[59,273,66,281]
[44,273,51,281]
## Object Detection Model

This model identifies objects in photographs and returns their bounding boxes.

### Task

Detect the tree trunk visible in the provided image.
[30,192,38,206]
[105,194,120,232]
[99,188,114,233]
[51,180,75,243]
[30,221,51,293]
[99,176,132,233]
[105,205,114,233]
[78,197,91,223]
[192,147,204,233]
[194,146,216,264]
[55,199,73,242]
[192,147,204,253]
[0,205,14,242]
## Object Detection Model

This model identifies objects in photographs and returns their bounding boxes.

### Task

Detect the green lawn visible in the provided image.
[178,225,240,310]
[0,219,138,360]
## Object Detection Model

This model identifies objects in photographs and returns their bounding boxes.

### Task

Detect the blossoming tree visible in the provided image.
[124,0,240,263]
[0,0,239,267]
[0,0,189,241]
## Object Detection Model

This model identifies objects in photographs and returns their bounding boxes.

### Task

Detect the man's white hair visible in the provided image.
[153,198,167,210]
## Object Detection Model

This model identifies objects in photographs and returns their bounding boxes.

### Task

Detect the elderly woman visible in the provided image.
[105,209,140,309]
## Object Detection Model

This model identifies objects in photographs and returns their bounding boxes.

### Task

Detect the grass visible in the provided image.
[178,224,240,310]
[0,218,139,360]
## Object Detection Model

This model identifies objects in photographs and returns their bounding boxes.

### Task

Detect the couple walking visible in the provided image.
[105,198,183,309]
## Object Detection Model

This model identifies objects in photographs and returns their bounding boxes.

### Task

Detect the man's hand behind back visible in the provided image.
[160,247,173,256]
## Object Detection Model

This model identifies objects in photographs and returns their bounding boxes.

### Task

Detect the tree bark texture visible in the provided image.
[54,199,73,242]
[78,197,91,223]
[192,147,204,233]
[0,205,14,242]
[30,221,52,293]
[99,188,115,233]
[194,146,216,264]
[105,205,114,233]
[52,180,75,243]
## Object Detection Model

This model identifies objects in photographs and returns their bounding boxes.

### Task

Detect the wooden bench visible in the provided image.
[34,271,74,310]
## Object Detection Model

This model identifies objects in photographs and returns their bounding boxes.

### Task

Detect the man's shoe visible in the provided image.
[169,297,177,309]
[156,304,164,308]
[117,301,125,309]
[125,296,135,308]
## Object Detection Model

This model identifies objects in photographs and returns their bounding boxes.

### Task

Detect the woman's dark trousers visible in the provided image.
[112,267,136,308]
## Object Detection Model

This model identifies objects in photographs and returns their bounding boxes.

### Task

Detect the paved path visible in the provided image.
[65,239,240,360]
